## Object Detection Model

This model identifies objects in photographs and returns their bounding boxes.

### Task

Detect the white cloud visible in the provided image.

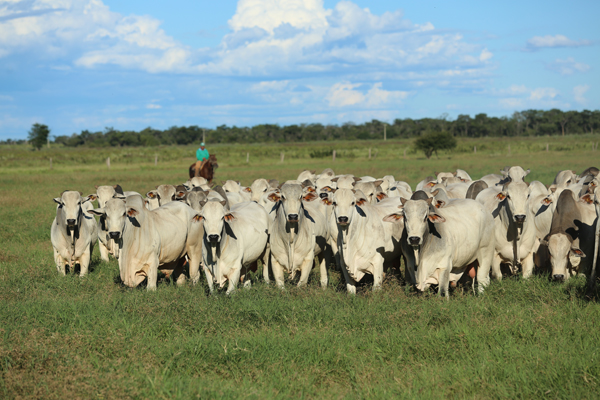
[0,0,494,87]
[495,85,566,109]
[326,81,409,108]
[249,80,291,93]
[529,87,558,101]
[146,104,162,109]
[573,84,589,105]
[546,57,590,75]
[327,82,364,107]
[526,34,591,50]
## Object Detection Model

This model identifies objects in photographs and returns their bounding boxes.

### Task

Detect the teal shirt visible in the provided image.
[196,147,209,161]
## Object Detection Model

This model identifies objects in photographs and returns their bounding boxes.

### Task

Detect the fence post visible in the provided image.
[154,154,158,166]
[546,143,549,152]
[384,125,387,141]
[368,148,371,160]
[49,157,52,170]
[374,150,378,160]
[280,152,284,163]
[474,146,476,154]
[332,150,336,162]
[246,152,249,163]
[107,157,110,169]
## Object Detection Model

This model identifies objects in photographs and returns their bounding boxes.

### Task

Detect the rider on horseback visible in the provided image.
[195,143,209,177]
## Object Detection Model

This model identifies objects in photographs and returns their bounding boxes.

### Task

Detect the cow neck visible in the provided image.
[276,201,310,273]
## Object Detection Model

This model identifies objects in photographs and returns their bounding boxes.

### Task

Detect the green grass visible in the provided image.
[1,137,600,399]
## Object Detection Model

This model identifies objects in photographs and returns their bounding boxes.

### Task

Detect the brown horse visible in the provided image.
[189,154,218,183]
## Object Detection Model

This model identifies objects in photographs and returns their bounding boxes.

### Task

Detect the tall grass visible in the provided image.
[1,137,600,399]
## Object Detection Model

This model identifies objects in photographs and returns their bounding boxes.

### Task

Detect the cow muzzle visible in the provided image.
[208,234,220,243]
[552,274,565,282]
[67,219,76,227]
[514,214,526,224]
[337,216,349,225]
[319,193,328,199]
[287,214,299,223]
[409,236,421,246]
[109,231,120,240]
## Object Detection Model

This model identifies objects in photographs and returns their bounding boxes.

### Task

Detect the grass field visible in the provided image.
[1,137,600,399]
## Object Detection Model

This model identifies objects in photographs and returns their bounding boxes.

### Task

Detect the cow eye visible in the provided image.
[263,188,267,192]
[333,202,337,206]
[351,202,355,206]
[122,213,126,217]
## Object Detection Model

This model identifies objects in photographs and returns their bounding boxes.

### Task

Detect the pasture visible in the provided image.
[1,136,600,399]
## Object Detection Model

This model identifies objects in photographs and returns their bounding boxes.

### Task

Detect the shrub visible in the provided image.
[414,131,457,159]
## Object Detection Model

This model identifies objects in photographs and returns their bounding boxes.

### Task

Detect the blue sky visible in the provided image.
[0,0,598,140]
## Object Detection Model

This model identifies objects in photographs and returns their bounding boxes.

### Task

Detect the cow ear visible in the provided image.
[542,197,552,206]
[356,198,367,206]
[425,197,433,205]
[321,198,332,206]
[549,186,557,193]
[400,197,408,206]
[383,213,404,223]
[303,192,317,202]
[88,208,105,216]
[224,213,235,222]
[353,177,361,182]
[267,193,281,202]
[496,192,507,201]
[330,177,339,183]
[146,191,156,199]
[221,181,226,185]
[373,180,384,187]
[53,197,62,205]
[127,207,139,217]
[84,194,97,202]
[580,194,593,204]
[570,247,585,258]
[525,169,531,176]
[426,181,436,188]
[428,213,446,223]
[435,200,445,209]
[95,185,99,189]
[244,187,252,193]
[452,171,457,176]
[192,214,203,222]
[376,192,387,201]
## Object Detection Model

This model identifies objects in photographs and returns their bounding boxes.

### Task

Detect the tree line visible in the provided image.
[6,109,600,149]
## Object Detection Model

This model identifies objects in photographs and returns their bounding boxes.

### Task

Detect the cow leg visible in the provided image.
[79,246,91,277]
[372,253,384,291]
[202,264,215,294]
[297,255,315,287]
[146,258,159,291]
[403,252,416,287]
[188,250,202,285]
[172,262,186,286]
[438,265,451,299]
[476,248,493,294]
[271,256,286,289]
[492,253,503,281]
[521,252,535,279]
[317,251,330,289]
[54,249,66,276]
[227,264,243,295]
[262,244,271,283]
[99,240,110,262]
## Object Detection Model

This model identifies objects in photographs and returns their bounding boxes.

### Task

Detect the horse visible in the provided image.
[189,154,218,183]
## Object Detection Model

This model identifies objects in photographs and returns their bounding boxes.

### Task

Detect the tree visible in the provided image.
[28,123,50,150]
[414,131,457,159]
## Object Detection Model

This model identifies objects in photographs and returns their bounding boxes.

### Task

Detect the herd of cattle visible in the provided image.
[50,166,600,297]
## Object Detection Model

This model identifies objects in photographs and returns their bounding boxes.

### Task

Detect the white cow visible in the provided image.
[89,198,127,265]
[268,183,331,288]
[51,191,98,276]
[383,197,494,297]
[476,182,538,279]
[501,166,530,183]
[95,185,139,261]
[198,200,269,294]
[118,195,202,290]
[539,190,596,281]
[332,189,405,293]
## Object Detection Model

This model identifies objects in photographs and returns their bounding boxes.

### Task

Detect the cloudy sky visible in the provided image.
[0,0,597,139]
